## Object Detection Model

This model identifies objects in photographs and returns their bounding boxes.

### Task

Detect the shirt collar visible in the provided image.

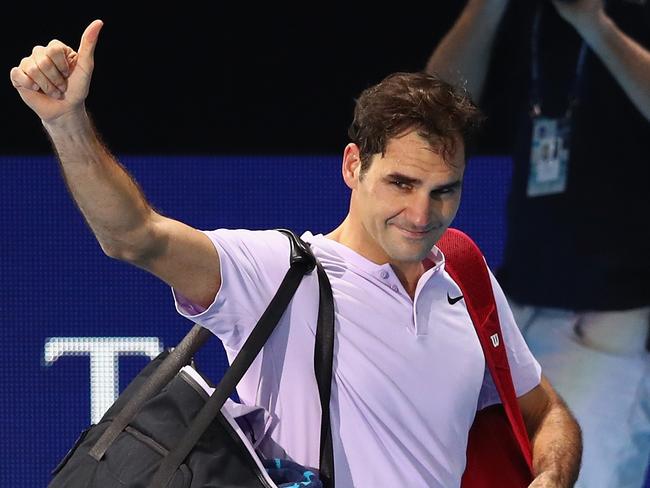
[301,231,446,276]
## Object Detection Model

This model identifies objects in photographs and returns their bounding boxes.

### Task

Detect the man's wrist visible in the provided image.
[532,468,572,488]
[468,0,510,24]
[42,108,93,140]
[573,9,613,46]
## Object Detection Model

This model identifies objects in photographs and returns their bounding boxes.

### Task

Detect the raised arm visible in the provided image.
[9,20,220,309]
[425,0,509,100]
[552,0,650,122]
[518,376,582,488]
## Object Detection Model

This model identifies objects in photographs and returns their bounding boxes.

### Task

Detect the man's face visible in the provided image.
[346,130,465,266]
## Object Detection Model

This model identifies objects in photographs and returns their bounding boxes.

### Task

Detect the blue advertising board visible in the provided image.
[1,154,512,486]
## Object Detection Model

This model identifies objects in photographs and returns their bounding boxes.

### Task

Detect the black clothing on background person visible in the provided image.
[480,0,650,311]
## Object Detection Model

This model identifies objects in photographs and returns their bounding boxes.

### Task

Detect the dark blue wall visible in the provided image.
[0,154,512,486]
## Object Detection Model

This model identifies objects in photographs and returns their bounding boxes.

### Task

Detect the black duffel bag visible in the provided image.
[48,230,335,488]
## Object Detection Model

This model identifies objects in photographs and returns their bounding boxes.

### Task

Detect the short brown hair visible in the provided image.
[348,72,483,174]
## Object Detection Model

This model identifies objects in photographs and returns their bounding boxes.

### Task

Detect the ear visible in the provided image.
[342,143,362,190]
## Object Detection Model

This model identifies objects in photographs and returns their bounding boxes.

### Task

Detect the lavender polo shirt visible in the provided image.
[173,229,541,487]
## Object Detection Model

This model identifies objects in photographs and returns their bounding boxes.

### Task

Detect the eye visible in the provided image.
[430,187,458,198]
[390,180,412,190]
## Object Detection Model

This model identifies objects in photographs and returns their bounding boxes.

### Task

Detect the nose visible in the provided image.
[406,193,434,230]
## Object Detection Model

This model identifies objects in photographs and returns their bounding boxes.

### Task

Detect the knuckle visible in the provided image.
[47,40,67,58]
[9,69,20,87]
[34,58,62,83]
[24,63,40,78]
[34,57,50,73]
[31,45,45,55]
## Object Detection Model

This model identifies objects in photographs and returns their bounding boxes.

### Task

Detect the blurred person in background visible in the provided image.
[427,0,650,486]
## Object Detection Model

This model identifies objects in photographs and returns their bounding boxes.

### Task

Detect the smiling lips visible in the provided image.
[394,225,434,239]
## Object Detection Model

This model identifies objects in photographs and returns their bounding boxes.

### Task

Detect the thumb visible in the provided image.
[77,19,104,65]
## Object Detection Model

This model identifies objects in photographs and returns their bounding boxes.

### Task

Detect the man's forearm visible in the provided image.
[44,109,157,261]
[426,0,509,100]
[529,397,582,487]
[576,12,650,121]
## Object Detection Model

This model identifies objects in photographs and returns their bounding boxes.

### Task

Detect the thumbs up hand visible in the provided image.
[10,20,104,123]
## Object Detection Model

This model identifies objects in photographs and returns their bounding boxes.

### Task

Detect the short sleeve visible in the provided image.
[477,267,542,410]
[172,229,291,349]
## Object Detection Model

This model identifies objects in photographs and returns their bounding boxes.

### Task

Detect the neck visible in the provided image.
[326,215,426,299]
[393,268,423,300]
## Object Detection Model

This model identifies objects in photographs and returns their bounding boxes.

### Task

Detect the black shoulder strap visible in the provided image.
[150,229,336,488]
[89,229,314,463]
[88,325,212,461]
[313,261,335,487]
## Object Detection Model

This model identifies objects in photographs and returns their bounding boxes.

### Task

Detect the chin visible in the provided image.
[387,243,432,264]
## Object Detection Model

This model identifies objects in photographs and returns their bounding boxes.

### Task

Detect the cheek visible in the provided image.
[441,195,462,222]
[366,186,402,218]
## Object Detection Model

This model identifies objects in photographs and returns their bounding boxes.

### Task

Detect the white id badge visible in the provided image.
[527,117,570,197]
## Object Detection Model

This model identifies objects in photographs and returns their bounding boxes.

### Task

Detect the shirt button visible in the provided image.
[380,270,389,279]
[391,284,399,292]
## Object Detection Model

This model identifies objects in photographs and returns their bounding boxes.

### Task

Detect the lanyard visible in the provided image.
[530,2,589,117]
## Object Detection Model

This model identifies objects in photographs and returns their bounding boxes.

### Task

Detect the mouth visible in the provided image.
[393,225,433,240]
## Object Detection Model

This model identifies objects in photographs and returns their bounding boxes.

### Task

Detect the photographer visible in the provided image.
[427,0,650,486]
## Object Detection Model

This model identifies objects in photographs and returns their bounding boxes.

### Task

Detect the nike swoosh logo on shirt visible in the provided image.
[447,292,464,305]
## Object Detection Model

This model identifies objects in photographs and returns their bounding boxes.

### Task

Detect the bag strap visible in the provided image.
[437,228,533,470]
[151,229,336,488]
[88,323,213,460]
[313,262,335,487]
[89,229,313,460]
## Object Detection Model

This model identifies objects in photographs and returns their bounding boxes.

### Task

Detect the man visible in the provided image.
[427,0,650,486]
[11,20,581,487]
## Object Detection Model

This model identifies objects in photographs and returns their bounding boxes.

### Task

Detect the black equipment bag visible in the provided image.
[48,230,335,488]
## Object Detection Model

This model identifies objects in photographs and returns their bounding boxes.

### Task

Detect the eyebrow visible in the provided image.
[385,172,463,190]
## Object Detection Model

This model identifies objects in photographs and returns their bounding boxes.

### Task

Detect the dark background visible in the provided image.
[3,4,650,487]
[0,3,517,156]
